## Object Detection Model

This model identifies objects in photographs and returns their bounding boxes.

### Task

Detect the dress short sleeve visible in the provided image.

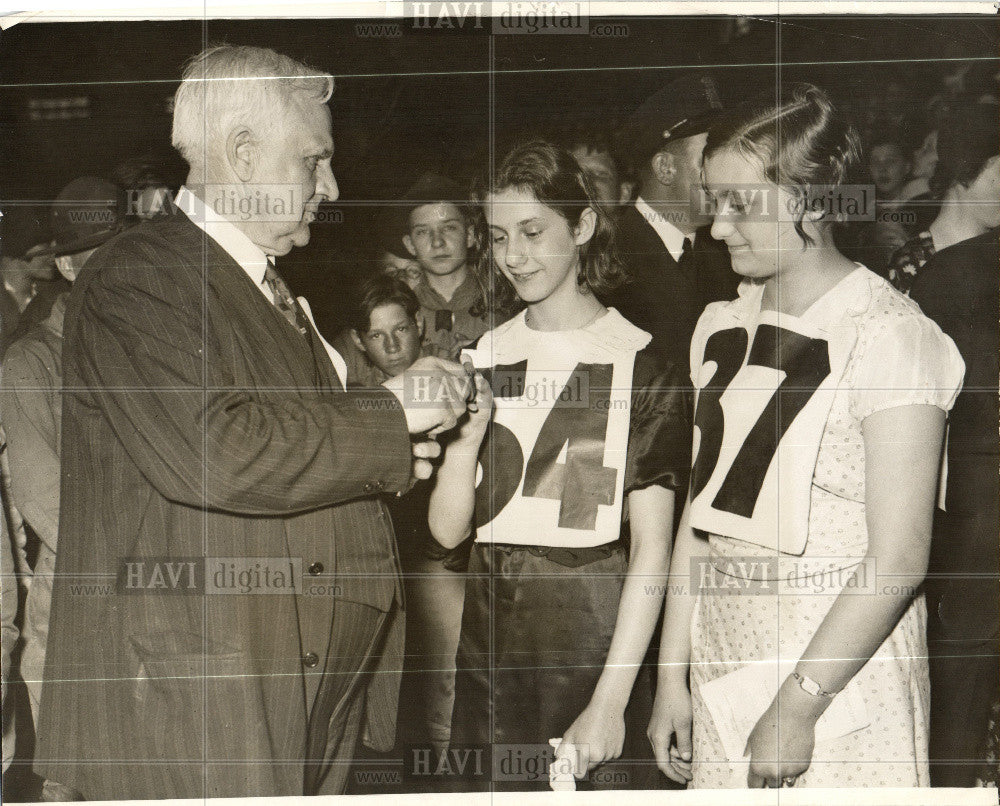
[848,307,965,423]
[624,347,692,495]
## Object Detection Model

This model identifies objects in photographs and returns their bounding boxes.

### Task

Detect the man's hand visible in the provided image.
[410,438,442,483]
[382,356,474,435]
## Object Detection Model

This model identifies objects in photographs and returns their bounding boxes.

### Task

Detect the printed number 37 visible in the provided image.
[690,325,831,518]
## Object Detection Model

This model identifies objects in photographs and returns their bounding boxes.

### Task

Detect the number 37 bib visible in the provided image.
[688,282,859,555]
[463,310,650,548]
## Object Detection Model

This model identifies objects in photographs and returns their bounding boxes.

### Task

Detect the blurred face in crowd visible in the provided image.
[241,98,338,257]
[2,248,56,284]
[403,202,473,277]
[351,302,423,378]
[55,247,97,283]
[24,248,56,281]
[869,142,910,199]
[486,186,595,308]
[380,251,424,289]
[570,146,625,208]
[911,130,938,180]
[704,146,807,282]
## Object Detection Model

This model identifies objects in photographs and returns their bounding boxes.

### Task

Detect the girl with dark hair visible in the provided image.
[429,139,691,790]
[649,84,964,789]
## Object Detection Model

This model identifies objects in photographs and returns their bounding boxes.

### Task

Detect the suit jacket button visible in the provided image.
[302,652,319,668]
[375,480,385,491]
[308,562,323,575]
[363,482,375,493]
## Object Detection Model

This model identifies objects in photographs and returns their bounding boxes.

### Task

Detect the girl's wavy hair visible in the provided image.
[470,139,627,315]
[703,83,862,246]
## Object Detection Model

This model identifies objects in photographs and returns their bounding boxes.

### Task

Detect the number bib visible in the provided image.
[464,310,649,548]
[689,281,859,554]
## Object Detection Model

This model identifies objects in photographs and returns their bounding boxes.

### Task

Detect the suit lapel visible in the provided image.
[170,212,326,391]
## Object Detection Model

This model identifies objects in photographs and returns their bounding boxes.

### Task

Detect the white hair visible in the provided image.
[171,45,334,169]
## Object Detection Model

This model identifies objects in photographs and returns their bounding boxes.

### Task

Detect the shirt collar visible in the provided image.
[414,268,477,310]
[635,195,688,263]
[175,186,271,286]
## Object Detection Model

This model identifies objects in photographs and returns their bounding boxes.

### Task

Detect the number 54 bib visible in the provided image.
[689,277,862,555]
[463,309,650,548]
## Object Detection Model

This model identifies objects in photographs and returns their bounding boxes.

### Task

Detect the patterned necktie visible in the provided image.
[263,263,310,337]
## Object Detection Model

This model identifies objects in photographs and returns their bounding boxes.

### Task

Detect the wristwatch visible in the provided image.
[791,670,839,698]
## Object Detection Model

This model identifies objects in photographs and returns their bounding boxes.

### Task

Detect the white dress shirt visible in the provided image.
[634,195,689,263]
[175,186,346,388]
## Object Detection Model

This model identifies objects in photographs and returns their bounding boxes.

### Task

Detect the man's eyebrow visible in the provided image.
[417,217,463,227]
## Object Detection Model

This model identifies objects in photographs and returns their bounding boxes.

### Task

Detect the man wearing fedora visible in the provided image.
[1,176,127,802]
[605,74,738,368]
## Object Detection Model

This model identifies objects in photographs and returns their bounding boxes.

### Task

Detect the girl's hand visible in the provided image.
[647,678,693,785]
[558,700,625,778]
[744,685,819,788]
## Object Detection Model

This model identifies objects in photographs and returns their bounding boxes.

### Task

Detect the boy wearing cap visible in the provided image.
[0,179,126,794]
[605,74,737,368]
[399,173,489,361]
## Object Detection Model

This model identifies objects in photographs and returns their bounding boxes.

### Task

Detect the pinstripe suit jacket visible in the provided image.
[33,211,413,799]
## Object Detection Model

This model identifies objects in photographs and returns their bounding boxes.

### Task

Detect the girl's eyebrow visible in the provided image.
[517,217,542,227]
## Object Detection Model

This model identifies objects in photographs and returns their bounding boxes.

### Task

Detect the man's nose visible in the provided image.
[315,163,338,203]
[430,227,446,247]
[385,333,400,353]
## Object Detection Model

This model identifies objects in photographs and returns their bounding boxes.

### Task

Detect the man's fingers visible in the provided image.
[411,458,433,480]
[411,439,441,460]
[427,412,458,437]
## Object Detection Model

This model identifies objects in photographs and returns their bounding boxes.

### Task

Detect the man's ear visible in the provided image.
[465,224,475,249]
[415,311,425,338]
[652,150,676,187]
[402,234,417,258]
[227,128,255,183]
[573,207,598,246]
[350,329,367,354]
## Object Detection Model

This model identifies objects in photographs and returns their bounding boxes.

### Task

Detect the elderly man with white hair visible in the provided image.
[32,45,475,800]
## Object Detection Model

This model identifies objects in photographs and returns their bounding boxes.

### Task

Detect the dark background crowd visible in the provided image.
[0,12,997,799]
[2,14,997,334]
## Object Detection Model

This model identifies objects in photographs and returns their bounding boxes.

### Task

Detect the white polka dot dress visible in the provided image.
[688,269,964,788]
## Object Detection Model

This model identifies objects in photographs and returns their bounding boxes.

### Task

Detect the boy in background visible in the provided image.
[348,275,468,763]
[399,173,489,360]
